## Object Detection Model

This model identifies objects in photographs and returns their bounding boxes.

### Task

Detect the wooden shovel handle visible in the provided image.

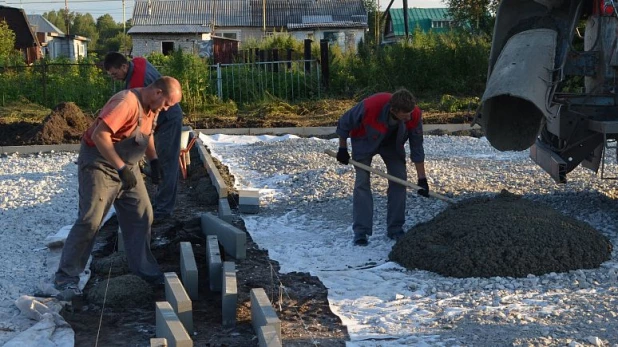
[324,149,455,204]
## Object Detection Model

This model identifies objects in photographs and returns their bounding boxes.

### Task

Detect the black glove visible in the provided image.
[417,178,429,197]
[118,165,137,190]
[150,159,163,185]
[336,147,350,165]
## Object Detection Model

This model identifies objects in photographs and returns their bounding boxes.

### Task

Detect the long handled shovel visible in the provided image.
[324,149,456,204]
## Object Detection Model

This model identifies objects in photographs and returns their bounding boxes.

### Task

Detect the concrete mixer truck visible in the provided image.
[476,0,618,183]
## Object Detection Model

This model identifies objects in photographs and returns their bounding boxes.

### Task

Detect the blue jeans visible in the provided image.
[153,113,183,218]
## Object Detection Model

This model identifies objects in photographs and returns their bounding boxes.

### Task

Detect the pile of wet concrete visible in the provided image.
[389,190,613,278]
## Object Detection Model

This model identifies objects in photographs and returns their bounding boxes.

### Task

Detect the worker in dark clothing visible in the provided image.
[336,88,429,246]
[54,77,183,298]
[104,52,184,221]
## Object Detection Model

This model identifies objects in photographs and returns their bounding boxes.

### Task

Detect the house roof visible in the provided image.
[0,5,40,48]
[130,0,367,32]
[252,0,367,28]
[388,7,451,35]
[132,0,250,27]
[27,14,64,34]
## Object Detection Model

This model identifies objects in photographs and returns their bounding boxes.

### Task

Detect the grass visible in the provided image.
[0,98,51,124]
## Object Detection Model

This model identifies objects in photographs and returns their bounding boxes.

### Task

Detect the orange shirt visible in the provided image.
[83,90,156,145]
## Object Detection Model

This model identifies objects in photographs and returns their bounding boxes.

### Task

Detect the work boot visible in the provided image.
[387,231,405,241]
[54,281,82,302]
[353,233,368,246]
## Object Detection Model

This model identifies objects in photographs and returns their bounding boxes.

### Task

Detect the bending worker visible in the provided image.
[104,52,183,222]
[54,77,183,297]
[336,88,429,246]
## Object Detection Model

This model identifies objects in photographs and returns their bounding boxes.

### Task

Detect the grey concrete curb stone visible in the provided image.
[179,242,198,300]
[0,125,481,154]
[195,137,228,198]
[206,235,222,292]
[250,288,282,342]
[257,325,282,347]
[221,261,237,328]
[201,212,246,260]
[155,301,193,347]
[164,272,193,334]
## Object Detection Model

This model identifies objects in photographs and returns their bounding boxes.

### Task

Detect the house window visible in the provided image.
[432,20,451,29]
[162,41,174,55]
[222,32,237,40]
[323,31,339,42]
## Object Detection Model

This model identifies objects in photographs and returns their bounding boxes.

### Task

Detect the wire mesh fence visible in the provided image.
[215,59,321,103]
[0,59,322,112]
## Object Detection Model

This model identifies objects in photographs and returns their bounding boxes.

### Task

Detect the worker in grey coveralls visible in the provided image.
[336,88,429,246]
[54,77,183,294]
[104,52,184,221]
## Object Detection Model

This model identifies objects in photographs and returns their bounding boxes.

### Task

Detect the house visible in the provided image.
[0,5,41,64]
[128,0,367,57]
[27,15,90,61]
[382,8,453,43]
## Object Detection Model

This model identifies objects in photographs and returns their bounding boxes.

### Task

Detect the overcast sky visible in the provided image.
[7,0,446,24]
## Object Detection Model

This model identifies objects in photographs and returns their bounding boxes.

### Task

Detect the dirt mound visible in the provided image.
[21,102,92,145]
[389,190,613,278]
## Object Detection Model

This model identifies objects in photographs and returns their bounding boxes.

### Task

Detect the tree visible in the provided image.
[445,0,500,34]
[73,13,99,48]
[0,20,16,64]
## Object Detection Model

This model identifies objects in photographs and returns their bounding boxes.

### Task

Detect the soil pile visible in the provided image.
[390,190,613,278]
[21,102,92,145]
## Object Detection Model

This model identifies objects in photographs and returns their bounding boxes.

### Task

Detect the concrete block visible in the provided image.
[221,261,237,328]
[155,301,192,347]
[257,325,282,347]
[117,227,125,252]
[250,288,281,341]
[150,337,168,347]
[218,198,234,223]
[206,235,222,291]
[238,190,260,214]
[179,242,198,300]
[201,212,246,260]
[195,138,228,198]
[164,273,193,334]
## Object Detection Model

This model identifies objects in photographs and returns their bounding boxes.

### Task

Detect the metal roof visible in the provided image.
[389,7,451,35]
[128,24,212,34]
[132,0,250,27]
[130,0,367,30]
[27,14,64,35]
[252,0,367,28]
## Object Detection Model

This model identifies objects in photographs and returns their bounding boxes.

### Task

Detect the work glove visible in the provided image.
[417,178,430,198]
[118,165,137,190]
[150,159,163,185]
[336,147,350,165]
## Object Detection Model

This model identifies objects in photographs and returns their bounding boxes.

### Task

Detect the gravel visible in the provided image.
[205,134,618,346]
[3,134,618,345]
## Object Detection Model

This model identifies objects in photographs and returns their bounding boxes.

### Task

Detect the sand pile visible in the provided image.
[389,190,613,278]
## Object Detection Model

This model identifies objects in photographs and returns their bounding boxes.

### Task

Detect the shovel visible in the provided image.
[324,149,455,204]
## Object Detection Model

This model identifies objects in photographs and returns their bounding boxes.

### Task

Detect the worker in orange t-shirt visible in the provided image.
[53,77,183,300]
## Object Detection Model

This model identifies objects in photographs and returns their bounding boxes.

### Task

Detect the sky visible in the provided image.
[4,0,446,24]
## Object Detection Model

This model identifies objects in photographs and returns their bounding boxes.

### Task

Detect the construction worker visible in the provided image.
[336,88,429,246]
[54,77,183,298]
[104,52,183,222]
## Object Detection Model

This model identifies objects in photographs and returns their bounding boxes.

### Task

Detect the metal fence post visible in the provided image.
[217,63,223,100]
